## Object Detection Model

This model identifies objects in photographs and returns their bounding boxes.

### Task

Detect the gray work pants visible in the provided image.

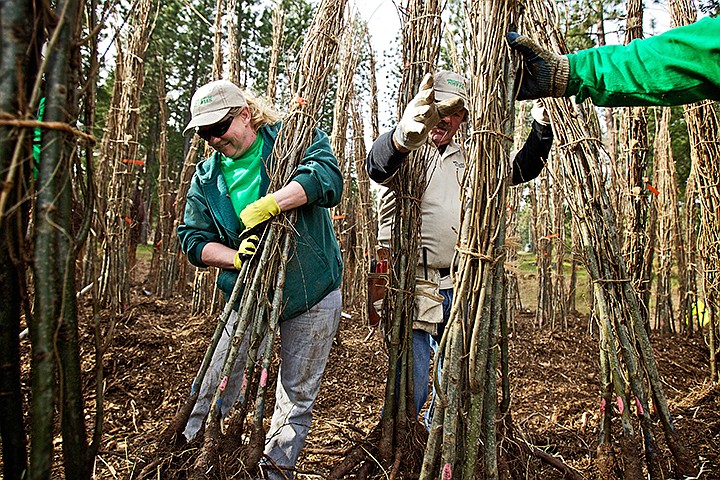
[184,288,342,480]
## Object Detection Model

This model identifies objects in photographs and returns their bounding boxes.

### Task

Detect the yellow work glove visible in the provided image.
[392,73,466,151]
[233,234,260,270]
[239,194,281,231]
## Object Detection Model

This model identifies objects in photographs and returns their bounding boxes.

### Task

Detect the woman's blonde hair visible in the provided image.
[228,91,281,130]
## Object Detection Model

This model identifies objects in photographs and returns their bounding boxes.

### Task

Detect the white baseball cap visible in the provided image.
[183,80,248,135]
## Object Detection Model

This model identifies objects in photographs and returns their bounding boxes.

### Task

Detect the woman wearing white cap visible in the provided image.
[177,79,343,479]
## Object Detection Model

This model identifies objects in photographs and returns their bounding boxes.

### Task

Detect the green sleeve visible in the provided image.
[566,16,720,107]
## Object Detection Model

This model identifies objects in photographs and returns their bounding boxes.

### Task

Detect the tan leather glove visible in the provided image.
[393,73,466,151]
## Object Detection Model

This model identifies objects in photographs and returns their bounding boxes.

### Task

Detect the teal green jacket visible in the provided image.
[178,123,343,321]
[567,16,720,107]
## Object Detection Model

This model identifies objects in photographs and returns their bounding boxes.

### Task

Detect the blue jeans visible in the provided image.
[412,288,453,427]
[184,288,341,480]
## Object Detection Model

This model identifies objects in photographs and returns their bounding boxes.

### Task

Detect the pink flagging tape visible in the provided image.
[617,395,625,414]
[260,368,268,387]
[442,463,452,479]
[219,376,228,392]
[635,397,644,415]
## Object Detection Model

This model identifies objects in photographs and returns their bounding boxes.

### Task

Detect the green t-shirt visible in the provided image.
[220,134,264,229]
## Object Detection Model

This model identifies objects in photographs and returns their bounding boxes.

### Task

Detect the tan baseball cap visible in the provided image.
[183,80,248,135]
[434,70,468,106]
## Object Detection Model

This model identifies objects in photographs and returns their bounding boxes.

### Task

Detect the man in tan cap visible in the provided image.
[367,70,553,427]
[178,79,343,479]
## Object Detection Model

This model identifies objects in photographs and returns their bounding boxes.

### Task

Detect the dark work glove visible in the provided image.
[506,32,570,100]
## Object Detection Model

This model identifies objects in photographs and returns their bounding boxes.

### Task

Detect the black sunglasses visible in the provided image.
[197,115,233,141]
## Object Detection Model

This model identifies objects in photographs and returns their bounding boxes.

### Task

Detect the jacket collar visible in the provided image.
[193,122,281,236]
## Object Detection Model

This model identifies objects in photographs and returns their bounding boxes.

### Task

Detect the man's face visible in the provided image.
[430,108,466,146]
[200,106,256,159]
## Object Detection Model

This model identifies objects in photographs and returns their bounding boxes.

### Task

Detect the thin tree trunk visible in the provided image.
[0,0,36,475]
[535,170,553,328]
[266,0,284,101]
[331,20,363,309]
[652,108,677,333]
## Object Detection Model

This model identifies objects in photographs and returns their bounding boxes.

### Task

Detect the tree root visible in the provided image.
[597,443,619,480]
[193,417,222,479]
[619,435,644,480]
[665,428,696,477]
[328,417,427,479]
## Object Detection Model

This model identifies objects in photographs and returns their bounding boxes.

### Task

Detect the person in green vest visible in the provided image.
[507,16,720,107]
[177,79,343,480]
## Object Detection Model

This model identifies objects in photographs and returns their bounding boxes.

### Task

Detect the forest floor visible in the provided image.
[19,256,720,479]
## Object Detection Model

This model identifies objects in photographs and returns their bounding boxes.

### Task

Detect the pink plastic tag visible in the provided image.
[442,463,452,479]
[635,397,644,415]
[260,368,268,387]
[219,376,228,392]
[617,396,624,414]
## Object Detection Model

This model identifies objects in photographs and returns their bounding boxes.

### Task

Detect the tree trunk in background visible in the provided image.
[652,108,677,333]
[535,170,553,328]
[619,0,652,328]
[0,0,37,475]
[150,67,176,297]
[226,0,240,83]
[266,0,284,101]
[367,36,380,141]
[669,0,720,383]
[331,20,363,309]
[97,0,155,312]
[350,92,375,326]
[567,222,579,314]
[170,138,201,297]
[551,152,568,330]
[682,166,699,335]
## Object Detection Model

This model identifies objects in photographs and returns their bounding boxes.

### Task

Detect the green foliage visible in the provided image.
[252,0,315,100]
[698,1,720,15]
[559,0,624,52]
